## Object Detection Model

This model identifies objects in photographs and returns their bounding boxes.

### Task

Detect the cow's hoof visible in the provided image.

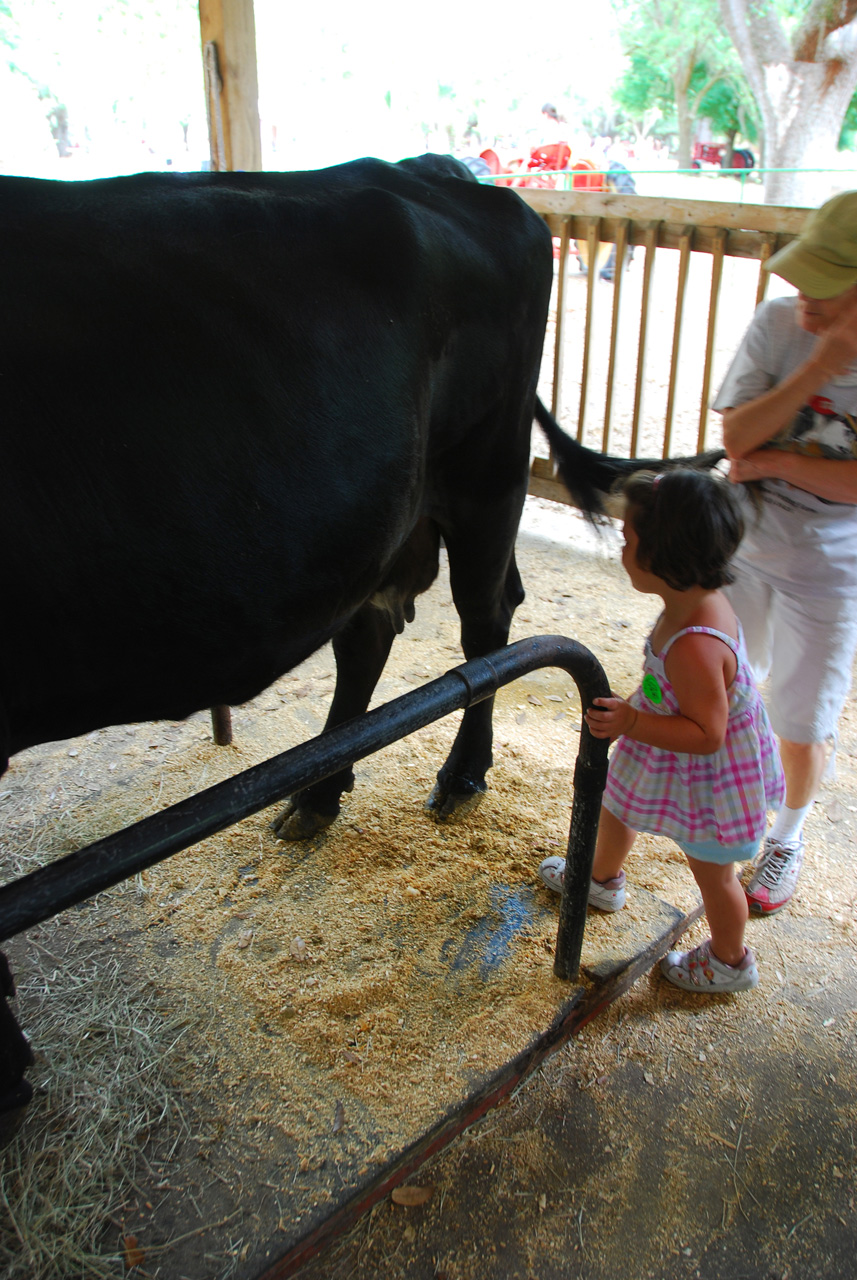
[0,1079,33,1148]
[271,800,339,842]
[426,781,486,822]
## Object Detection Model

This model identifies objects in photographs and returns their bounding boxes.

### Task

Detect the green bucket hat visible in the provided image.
[765,190,857,298]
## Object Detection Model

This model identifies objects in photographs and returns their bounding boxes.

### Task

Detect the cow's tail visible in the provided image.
[533,398,725,521]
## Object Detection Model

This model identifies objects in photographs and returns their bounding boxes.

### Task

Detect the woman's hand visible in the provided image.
[810,297,857,378]
[584,696,637,742]
[729,447,857,504]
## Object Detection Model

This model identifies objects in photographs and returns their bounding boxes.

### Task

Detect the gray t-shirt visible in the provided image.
[714,295,857,597]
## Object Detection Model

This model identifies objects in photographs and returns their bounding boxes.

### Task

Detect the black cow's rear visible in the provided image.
[1,155,554,834]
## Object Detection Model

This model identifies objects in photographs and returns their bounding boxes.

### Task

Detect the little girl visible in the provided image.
[539,469,785,994]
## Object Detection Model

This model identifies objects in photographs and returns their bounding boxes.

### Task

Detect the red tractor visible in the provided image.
[691,142,755,170]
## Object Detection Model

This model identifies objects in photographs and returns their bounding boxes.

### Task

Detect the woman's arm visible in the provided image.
[584,635,730,755]
[722,298,857,460]
[722,361,841,458]
[729,449,857,504]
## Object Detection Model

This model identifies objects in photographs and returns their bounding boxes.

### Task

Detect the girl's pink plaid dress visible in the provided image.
[603,623,784,846]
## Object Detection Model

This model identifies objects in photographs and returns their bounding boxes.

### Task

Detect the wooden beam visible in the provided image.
[517,189,810,235]
[518,191,810,262]
[199,0,262,171]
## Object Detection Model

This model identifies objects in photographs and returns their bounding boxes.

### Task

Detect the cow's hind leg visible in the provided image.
[270,605,399,840]
[272,520,440,841]
[427,537,525,820]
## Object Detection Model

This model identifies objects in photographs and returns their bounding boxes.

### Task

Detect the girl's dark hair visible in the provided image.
[618,468,744,591]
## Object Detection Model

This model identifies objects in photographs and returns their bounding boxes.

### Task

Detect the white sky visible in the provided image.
[254,0,624,168]
[1,0,624,177]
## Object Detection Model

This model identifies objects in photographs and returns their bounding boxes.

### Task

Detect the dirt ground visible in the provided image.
[2,494,856,1280]
[290,502,857,1280]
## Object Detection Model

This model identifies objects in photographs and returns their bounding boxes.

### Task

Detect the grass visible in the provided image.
[0,915,195,1279]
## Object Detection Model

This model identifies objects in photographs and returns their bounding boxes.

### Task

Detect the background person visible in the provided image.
[539,102,567,145]
[713,191,857,916]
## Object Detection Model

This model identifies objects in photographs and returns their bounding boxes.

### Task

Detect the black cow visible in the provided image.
[0,155,722,1134]
[0,153,675,838]
[2,156,548,831]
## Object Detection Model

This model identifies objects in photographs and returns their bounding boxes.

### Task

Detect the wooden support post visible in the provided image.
[198,0,262,171]
[551,215,572,419]
[602,218,629,453]
[698,229,726,452]
[630,222,659,458]
[756,233,777,306]
[663,226,693,459]
[211,705,234,746]
[577,218,601,442]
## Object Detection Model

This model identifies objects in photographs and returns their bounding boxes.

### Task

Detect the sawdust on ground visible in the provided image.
[4,495,857,1280]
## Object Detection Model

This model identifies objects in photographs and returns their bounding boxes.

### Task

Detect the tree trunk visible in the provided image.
[736,103,758,163]
[672,56,695,169]
[760,62,857,205]
[674,94,694,169]
[720,0,857,206]
[766,126,827,205]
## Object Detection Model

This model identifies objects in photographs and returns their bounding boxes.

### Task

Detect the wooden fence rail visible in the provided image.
[518,190,810,505]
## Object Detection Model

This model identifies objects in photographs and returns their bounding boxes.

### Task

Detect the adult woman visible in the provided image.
[714,190,857,914]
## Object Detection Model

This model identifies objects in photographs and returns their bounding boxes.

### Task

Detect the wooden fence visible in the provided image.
[519,190,810,505]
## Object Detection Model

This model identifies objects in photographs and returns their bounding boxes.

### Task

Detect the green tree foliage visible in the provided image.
[696,74,757,145]
[613,54,674,135]
[839,88,857,147]
[612,0,746,166]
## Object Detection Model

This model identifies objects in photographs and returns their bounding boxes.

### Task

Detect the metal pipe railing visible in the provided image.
[0,636,610,981]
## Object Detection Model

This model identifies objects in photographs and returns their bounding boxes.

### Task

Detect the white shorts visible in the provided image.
[726,562,857,744]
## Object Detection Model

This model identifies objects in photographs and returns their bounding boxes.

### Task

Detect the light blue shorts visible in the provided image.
[676,837,758,866]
